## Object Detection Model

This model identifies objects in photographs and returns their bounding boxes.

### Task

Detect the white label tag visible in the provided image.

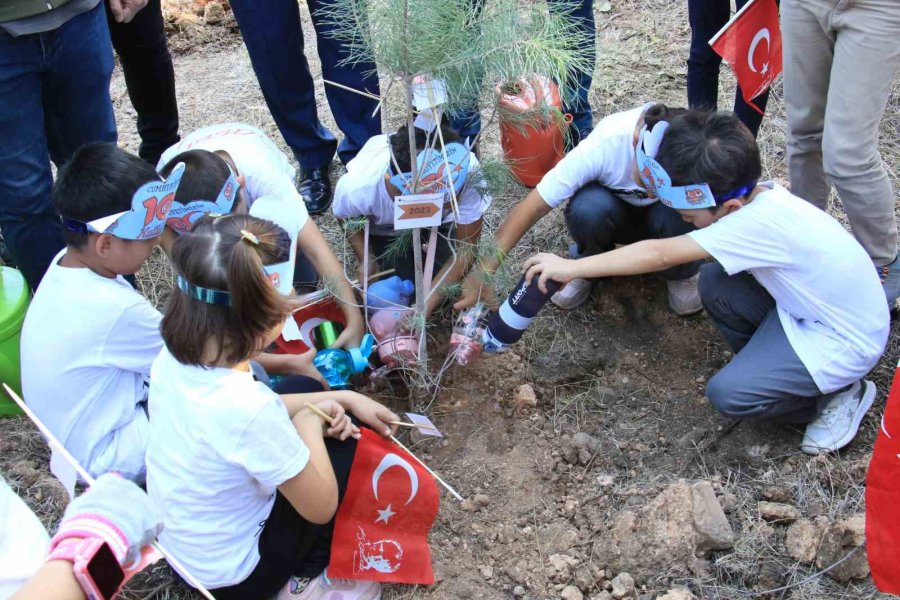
[405,412,444,437]
[412,77,448,111]
[49,444,77,500]
[393,193,443,230]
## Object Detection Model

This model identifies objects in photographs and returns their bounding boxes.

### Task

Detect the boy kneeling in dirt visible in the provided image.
[20,144,177,481]
[522,110,890,455]
[332,118,490,317]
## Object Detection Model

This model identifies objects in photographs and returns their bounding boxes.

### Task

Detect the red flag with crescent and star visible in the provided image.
[328,429,439,584]
[709,0,782,115]
[866,360,900,594]
[273,297,347,355]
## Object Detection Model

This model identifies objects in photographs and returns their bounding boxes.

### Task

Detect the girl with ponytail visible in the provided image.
[146,213,398,599]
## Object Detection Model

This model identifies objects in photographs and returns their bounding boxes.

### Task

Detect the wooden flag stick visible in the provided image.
[2,384,218,600]
[322,78,382,101]
[304,403,464,501]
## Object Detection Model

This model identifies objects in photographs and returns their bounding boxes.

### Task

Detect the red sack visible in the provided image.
[498,76,572,188]
[273,297,347,354]
[328,429,439,584]
[866,361,900,594]
[709,0,782,115]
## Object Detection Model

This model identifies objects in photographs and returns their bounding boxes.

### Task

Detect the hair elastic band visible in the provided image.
[240,229,259,245]
[176,275,232,306]
[715,182,757,203]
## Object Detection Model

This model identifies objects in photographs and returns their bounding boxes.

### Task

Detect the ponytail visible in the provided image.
[162,214,297,366]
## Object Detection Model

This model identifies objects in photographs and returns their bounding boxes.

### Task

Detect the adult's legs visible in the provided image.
[700,263,820,422]
[548,0,595,139]
[781,0,834,210]
[229,0,337,170]
[308,0,382,165]
[687,0,729,111]
[820,1,900,266]
[105,0,180,164]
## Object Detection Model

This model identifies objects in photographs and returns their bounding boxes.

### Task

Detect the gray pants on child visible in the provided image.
[699,263,822,423]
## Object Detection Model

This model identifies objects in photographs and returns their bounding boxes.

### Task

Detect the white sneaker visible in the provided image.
[667,274,703,316]
[551,277,592,310]
[274,572,381,599]
[801,380,876,455]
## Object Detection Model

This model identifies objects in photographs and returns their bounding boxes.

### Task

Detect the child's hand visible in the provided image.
[332,312,365,350]
[284,349,328,386]
[453,270,498,312]
[523,253,579,293]
[344,392,400,437]
[315,399,360,441]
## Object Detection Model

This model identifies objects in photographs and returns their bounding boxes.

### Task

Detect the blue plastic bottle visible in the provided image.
[482,274,561,353]
[313,334,375,389]
[365,276,415,309]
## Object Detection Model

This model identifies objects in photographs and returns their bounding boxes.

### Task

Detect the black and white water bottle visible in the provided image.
[482,274,562,352]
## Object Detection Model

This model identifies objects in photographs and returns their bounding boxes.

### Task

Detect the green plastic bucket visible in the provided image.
[0,267,30,416]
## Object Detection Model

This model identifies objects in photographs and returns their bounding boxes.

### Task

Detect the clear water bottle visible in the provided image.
[482,275,561,353]
[450,302,490,365]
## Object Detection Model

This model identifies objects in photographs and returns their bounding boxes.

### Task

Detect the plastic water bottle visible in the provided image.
[369,307,419,368]
[312,322,375,389]
[366,276,414,310]
[450,303,490,365]
[482,275,561,353]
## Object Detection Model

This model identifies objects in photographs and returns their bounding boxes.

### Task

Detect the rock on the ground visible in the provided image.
[513,383,538,409]
[785,519,825,563]
[561,585,584,600]
[757,501,801,523]
[565,432,599,465]
[538,521,580,554]
[610,572,635,598]
[592,481,734,581]
[817,514,869,582]
[655,587,697,600]
[202,1,224,23]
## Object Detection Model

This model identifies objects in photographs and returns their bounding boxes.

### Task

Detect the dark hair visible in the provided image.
[162,213,295,367]
[160,149,239,209]
[53,143,160,248]
[653,108,762,202]
[388,117,463,176]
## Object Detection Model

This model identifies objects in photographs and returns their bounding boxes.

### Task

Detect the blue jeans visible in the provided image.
[687,0,772,137]
[563,183,701,281]
[700,262,820,422]
[450,0,596,142]
[0,3,117,290]
[228,0,382,169]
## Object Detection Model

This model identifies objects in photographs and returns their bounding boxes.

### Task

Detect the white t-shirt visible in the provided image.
[0,476,48,598]
[21,251,163,480]
[333,133,491,233]
[146,348,310,588]
[536,103,655,209]
[157,122,310,234]
[689,183,890,393]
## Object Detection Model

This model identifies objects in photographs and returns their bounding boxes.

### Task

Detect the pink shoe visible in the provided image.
[275,572,381,600]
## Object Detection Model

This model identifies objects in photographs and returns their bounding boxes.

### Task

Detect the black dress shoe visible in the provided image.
[297,166,333,215]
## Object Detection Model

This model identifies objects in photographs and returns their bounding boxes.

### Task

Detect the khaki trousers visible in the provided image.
[782,0,900,265]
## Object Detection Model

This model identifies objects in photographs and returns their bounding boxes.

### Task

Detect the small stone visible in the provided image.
[842,513,866,546]
[513,586,526,597]
[655,587,697,600]
[203,1,225,24]
[675,427,707,449]
[561,585,584,600]
[718,492,739,513]
[817,519,870,581]
[761,485,792,503]
[596,474,615,487]
[513,383,538,408]
[757,501,801,523]
[461,499,479,512]
[611,573,635,598]
[479,565,493,579]
[473,493,491,508]
[594,593,614,600]
[785,519,824,563]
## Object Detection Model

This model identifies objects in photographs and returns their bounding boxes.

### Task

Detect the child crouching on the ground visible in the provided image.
[146,213,400,599]
[522,110,890,455]
[20,143,180,481]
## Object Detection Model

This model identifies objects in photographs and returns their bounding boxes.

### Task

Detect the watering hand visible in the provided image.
[332,313,365,349]
[453,271,497,312]
[523,253,578,294]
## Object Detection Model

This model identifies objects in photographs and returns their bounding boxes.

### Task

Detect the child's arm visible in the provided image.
[281,390,399,436]
[425,218,483,315]
[523,235,711,293]
[453,188,554,310]
[345,225,381,285]
[255,349,326,384]
[296,221,366,349]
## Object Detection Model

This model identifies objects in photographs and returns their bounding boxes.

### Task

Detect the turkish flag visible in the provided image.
[709,0,782,115]
[329,429,440,584]
[867,362,900,594]
[273,297,347,354]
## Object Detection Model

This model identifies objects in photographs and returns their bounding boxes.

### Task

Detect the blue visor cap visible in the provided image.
[165,165,240,234]
[635,123,717,210]
[389,142,470,197]
[62,162,185,240]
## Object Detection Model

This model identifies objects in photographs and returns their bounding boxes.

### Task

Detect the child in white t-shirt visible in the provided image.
[146,213,400,599]
[333,119,491,316]
[456,102,703,316]
[157,123,365,354]
[20,143,175,481]
[522,110,890,455]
